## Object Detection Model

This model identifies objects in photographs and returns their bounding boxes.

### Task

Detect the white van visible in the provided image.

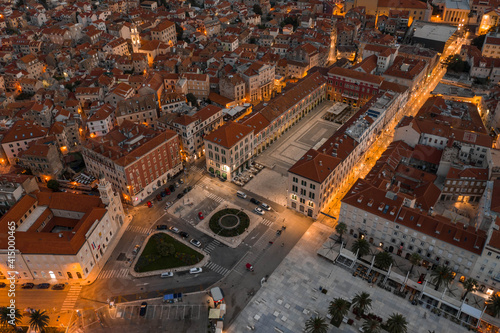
[236,191,247,199]
[160,272,173,278]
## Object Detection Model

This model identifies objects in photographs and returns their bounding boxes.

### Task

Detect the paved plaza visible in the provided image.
[243,168,288,207]
[227,222,473,333]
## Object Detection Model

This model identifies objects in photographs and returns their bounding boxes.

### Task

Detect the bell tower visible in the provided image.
[98,174,114,206]
[131,24,141,53]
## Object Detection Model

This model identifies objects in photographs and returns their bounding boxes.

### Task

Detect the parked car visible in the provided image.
[254,207,265,215]
[169,185,175,192]
[160,272,174,278]
[161,191,166,197]
[139,302,148,316]
[261,203,271,211]
[179,178,184,184]
[190,239,201,247]
[186,186,192,192]
[180,231,189,238]
[168,226,180,234]
[21,283,35,289]
[37,283,50,289]
[156,225,168,230]
[164,202,173,209]
[250,198,261,205]
[177,193,185,199]
[132,245,141,255]
[189,267,203,274]
[52,284,65,290]
[198,212,204,220]
[175,182,180,188]
[156,194,162,201]
[164,188,171,195]
[147,201,153,208]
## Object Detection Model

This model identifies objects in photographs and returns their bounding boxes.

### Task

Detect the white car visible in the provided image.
[189,267,203,274]
[190,239,201,247]
[164,202,173,209]
[254,207,265,215]
[160,272,173,278]
[168,226,180,233]
[261,203,271,211]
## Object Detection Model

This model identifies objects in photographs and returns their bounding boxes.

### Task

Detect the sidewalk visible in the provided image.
[227,222,472,333]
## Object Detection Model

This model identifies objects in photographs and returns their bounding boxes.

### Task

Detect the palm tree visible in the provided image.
[487,294,500,318]
[304,316,328,333]
[385,313,408,333]
[335,222,347,244]
[328,297,350,323]
[29,310,50,333]
[351,292,372,317]
[374,251,393,271]
[430,265,454,291]
[351,238,370,258]
[0,307,23,328]
[362,319,381,333]
[408,252,422,276]
[461,278,478,300]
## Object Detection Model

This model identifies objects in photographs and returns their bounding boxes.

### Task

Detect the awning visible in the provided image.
[209,309,221,319]
[461,303,483,319]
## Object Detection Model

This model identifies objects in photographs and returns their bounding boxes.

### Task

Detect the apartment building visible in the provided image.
[287,90,406,218]
[327,67,384,107]
[0,174,38,214]
[382,56,428,92]
[115,94,158,126]
[243,72,328,156]
[150,20,177,45]
[440,167,489,203]
[103,37,129,56]
[240,61,275,102]
[75,87,104,104]
[482,32,500,59]
[204,121,254,180]
[16,53,44,79]
[86,104,116,137]
[157,105,223,159]
[219,74,246,105]
[104,83,135,107]
[0,120,48,164]
[182,73,210,99]
[18,142,64,179]
[82,121,182,205]
[0,178,127,283]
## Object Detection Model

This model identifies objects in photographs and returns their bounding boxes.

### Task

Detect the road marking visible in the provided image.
[98,268,129,280]
[126,225,152,234]
[203,261,230,276]
[203,239,220,254]
[60,285,82,311]
[260,218,273,227]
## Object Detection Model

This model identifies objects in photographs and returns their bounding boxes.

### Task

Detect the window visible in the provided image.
[310,184,316,190]
[293,177,298,183]
[301,180,307,186]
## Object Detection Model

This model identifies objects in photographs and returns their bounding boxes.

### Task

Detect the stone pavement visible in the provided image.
[243,168,288,207]
[227,222,472,333]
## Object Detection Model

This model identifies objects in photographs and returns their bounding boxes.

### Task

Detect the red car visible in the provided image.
[198,212,204,220]
[147,201,153,208]
[156,194,162,201]
[165,188,171,195]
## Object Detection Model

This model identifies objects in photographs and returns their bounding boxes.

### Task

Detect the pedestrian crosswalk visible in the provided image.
[61,285,82,311]
[190,166,205,173]
[206,192,224,203]
[261,218,273,227]
[97,268,129,280]
[203,240,220,254]
[126,225,152,234]
[204,261,230,276]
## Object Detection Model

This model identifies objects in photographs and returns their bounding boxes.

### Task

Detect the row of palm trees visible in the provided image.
[0,307,50,332]
[304,292,408,333]
[336,222,480,293]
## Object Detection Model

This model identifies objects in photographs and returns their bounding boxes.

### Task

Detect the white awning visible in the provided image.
[460,303,483,319]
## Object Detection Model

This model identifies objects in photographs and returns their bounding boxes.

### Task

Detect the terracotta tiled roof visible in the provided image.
[289,149,341,183]
[1,120,47,144]
[204,121,253,149]
[328,67,384,85]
